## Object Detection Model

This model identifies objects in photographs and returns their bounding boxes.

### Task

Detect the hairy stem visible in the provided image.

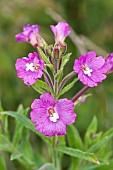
[43,69,54,89]
[72,86,90,102]
[54,59,59,100]
[58,71,75,93]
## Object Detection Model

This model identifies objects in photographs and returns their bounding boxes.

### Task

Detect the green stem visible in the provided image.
[51,136,60,170]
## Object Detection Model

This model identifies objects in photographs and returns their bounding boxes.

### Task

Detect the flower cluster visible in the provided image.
[15,22,112,137]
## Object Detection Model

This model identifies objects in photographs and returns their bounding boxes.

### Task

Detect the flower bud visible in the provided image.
[53,46,60,59]
[36,34,47,48]
[45,45,53,57]
[74,94,92,106]
[59,42,67,54]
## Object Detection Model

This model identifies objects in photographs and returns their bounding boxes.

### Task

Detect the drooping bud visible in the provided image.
[36,34,47,48]
[15,24,40,47]
[74,94,92,106]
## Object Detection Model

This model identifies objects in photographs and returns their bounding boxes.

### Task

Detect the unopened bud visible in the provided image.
[55,42,67,55]
[45,45,53,57]
[60,42,67,54]
[53,46,60,59]
[36,34,47,48]
[74,94,92,106]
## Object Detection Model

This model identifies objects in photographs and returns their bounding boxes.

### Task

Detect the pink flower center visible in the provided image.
[48,106,59,123]
[25,63,40,72]
[82,65,93,77]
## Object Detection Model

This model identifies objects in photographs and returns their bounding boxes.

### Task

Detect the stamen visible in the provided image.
[26,63,34,71]
[82,65,93,77]
[48,106,59,122]
[25,63,40,72]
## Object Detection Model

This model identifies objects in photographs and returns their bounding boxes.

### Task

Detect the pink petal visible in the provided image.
[56,99,76,125]
[42,119,66,137]
[78,70,97,87]
[30,108,46,123]
[40,93,55,108]
[88,56,105,71]
[91,71,106,82]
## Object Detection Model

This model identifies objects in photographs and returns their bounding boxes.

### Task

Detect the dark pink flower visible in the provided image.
[73,51,107,87]
[30,93,76,137]
[15,52,44,85]
[15,24,40,47]
[50,22,71,43]
[105,53,113,72]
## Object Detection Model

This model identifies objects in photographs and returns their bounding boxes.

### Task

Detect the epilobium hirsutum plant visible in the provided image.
[11,22,113,170]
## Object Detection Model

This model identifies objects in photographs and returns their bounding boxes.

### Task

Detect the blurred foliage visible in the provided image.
[0,0,113,169]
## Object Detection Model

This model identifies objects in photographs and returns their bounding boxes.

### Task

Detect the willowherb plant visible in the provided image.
[1,22,113,170]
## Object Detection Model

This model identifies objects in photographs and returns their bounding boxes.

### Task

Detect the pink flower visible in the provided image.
[50,22,71,43]
[73,51,107,87]
[105,53,113,72]
[30,93,76,137]
[15,24,40,47]
[15,52,44,85]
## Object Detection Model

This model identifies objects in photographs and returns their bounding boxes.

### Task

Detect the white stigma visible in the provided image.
[84,67,93,77]
[25,63,34,72]
[49,112,59,123]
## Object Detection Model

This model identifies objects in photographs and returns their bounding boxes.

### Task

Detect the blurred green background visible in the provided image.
[0,0,113,139]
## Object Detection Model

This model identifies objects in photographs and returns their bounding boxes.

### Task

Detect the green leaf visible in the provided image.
[34,79,54,95]
[61,53,71,69]
[67,124,81,170]
[32,84,45,94]
[103,127,113,138]
[0,155,6,170]
[1,111,49,144]
[54,68,63,80]
[0,143,13,152]
[67,124,83,150]
[12,106,29,148]
[84,116,97,148]
[57,146,99,164]
[80,161,109,170]
[58,136,66,147]
[45,64,54,72]
[0,133,10,143]
[10,151,22,161]
[58,78,78,97]
[39,163,55,170]
[38,48,50,64]
[88,127,113,152]
[18,128,35,166]
[0,134,13,152]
